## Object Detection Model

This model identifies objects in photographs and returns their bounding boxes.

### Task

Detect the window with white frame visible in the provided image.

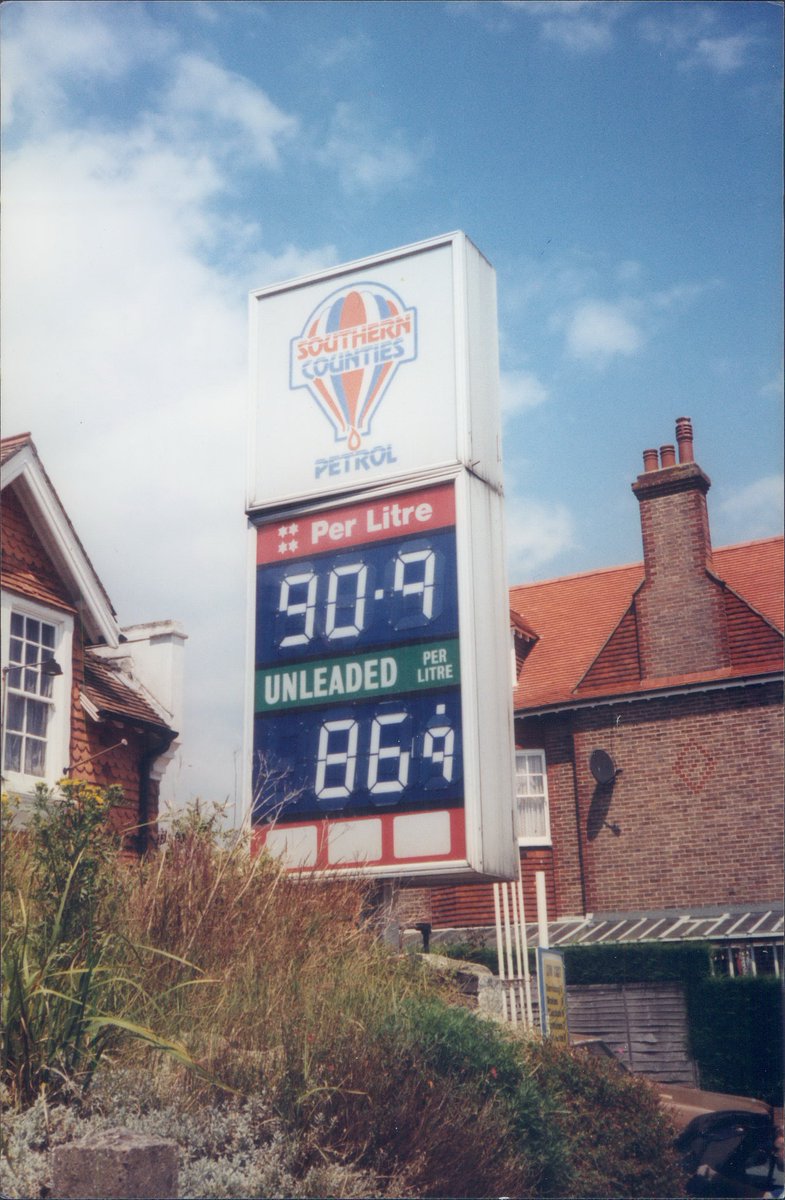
[1,594,72,794]
[515,749,550,843]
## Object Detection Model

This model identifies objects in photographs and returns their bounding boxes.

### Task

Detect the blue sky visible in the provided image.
[2,0,782,814]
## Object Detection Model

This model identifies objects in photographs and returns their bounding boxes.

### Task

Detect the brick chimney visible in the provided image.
[631,418,730,678]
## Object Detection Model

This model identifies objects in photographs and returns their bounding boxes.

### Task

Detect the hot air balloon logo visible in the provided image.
[290,281,417,451]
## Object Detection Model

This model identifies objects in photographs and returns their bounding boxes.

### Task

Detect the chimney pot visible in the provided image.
[675,416,695,463]
[660,444,676,468]
[642,448,659,473]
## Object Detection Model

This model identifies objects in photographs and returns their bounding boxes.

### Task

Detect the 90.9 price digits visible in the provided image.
[255,531,458,666]
[280,545,437,648]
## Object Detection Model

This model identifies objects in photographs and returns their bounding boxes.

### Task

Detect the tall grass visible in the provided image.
[1,785,213,1107]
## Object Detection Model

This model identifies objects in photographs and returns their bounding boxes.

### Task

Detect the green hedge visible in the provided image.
[561,941,712,986]
[438,940,713,985]
[686,977,783,1106]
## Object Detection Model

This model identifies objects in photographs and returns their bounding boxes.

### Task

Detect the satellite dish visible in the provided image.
[590,749,619,785]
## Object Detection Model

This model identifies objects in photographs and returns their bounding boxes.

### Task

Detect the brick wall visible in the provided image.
[430,845,557,930]
[431,680,782,930]
[392,885,433,928]
[68,628,152,843]
[564,682,783,913]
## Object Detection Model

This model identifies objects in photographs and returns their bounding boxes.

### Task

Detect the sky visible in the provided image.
[2,0,782,817]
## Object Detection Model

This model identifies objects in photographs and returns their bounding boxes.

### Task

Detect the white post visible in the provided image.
[509,883,527,1029]
[517,871,534,1027]
[535,870,549,949]
[501,884,518,1023]
[493,884,508,1021]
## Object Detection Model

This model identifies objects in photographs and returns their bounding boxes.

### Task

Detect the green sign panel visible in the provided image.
[256,638,460,712]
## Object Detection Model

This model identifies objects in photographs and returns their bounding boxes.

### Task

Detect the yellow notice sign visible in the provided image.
[537,949,568,1045]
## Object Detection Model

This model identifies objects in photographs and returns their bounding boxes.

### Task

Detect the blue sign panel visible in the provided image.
[252,483,464,841]
[253,690,463,821]
[255,528,459,666]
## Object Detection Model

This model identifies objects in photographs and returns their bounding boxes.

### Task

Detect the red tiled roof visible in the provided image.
[713,537,783,631]
[83,654,172,732]
[512,537,783,711]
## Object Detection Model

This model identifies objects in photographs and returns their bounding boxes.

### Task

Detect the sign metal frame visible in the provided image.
[244,233,517,884]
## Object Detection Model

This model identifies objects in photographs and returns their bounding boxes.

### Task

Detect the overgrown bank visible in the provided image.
[1,785,684,1198]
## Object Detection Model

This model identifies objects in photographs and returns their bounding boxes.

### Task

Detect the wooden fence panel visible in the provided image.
[566,982,698,1085]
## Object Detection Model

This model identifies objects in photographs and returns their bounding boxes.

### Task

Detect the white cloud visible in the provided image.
[717,476,785,541]
[152,53,299,170]
[500,2,758,73]
[500,369,549,418]
[505,494,576,581]
[759,367,784,400]
[616,260,643,285]
[502,1,623,54]
[1,1,173,131]
[316,101,428,193]
[565,300,644,365]
[691,34,755,74]
[639,12,757,74]
[649,280,722,310]
[307,33,373,69]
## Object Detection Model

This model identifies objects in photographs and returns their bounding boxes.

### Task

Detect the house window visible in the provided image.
[1,595,72,794]
[516,749,550,844]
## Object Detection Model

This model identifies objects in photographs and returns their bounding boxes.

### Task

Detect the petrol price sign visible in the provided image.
[246,234,519,882]
[251,482,473,870]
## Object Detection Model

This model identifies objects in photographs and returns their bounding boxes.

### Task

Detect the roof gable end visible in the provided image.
[1,437,119,647]
[722,582,783,670]
[575,601,642,694]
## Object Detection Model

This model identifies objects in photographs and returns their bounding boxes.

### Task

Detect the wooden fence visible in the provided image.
[565,981,698,1085]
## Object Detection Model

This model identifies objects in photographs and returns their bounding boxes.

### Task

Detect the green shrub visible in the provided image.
[376,996,567,1196]
[440,939,715,988]
[1,782,125,1104]
[438,939,503,974]
[0,1069,403,1199]
[28,779,123,942]
[523,1037,685,1198]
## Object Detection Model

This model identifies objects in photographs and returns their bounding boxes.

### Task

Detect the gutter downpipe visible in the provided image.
[569,732,589,916]
[138,729,178,855]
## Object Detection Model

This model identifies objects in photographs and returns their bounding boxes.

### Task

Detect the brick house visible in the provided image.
[1,434,185,848]
[427,419,783,975]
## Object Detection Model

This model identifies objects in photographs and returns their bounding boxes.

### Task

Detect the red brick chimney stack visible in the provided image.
[631,418,730,678]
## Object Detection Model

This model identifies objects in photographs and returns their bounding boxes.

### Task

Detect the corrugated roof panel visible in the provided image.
[535,908,783,946]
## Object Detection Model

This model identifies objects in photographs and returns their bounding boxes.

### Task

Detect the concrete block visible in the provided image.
[52,1127,179,1199]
